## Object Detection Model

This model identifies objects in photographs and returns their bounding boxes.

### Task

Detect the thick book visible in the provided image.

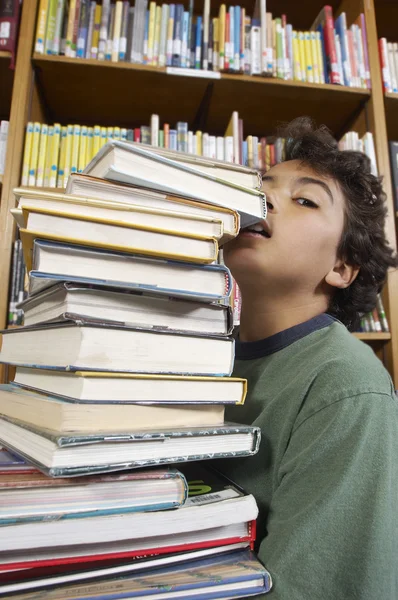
[63,176,240,243]
[18,282,233,335]
[19,208,219,272]
[0,321,234,375]
[13,368,247,405]
[14,185,238,244]
[0,384,225,433]
[0,468,187,525]
[12,188,225,241]
[0,549,272,599]
[83,141,267,227]
[120,142,262,188]
[0,461,259,553]
[0,416,260,476]
[28,240,232,302]
[0,543,252,594]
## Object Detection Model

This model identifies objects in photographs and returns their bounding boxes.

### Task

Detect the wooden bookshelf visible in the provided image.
[32,54,370,137]
[353,332,391,341]
[0,0,398,384]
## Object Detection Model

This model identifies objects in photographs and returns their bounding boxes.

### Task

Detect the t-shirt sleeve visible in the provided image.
[256,392,398,600]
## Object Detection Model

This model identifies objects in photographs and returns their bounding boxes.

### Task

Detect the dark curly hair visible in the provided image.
[279,117,398,331]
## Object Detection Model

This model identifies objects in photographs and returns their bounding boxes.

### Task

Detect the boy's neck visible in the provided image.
[238,294,329,342]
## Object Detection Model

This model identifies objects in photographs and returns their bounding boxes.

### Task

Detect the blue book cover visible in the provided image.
[143,9,150,63]
[334,13,350,86]
[195,15,202,69]
[234,5,240,71]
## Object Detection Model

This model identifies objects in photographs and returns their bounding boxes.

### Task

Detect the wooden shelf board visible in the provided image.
[0,51,13,120]
[32,54,370,138]
[353,332,391,341]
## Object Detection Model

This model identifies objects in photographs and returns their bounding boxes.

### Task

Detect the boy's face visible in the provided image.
[223,159,350,298]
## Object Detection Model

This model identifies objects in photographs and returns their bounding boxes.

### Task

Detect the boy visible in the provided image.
[219,118,398,599]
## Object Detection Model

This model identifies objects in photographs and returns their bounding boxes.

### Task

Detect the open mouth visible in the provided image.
[240,222,271,239]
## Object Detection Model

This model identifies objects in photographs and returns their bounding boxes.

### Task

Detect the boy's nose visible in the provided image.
[266,199,275,212]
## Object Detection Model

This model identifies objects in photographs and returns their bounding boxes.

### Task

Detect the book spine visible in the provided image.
[105,4,115,60]
[35,0,50,54]
[48,123,61,187]
[91,2,102,58]
[53,0,66,54]
[76,0,90,58]
[118,0,130,61]
[180,10,189,68]
[85,1,96,59]
[379,38,391,93]
[44,0,58,54]
[376,295,389,332]
[21,123,34,186]
[359,13,371,89]
[151,114,159,147]
[98,0,110,60]
[166,3,175,66]
[27,122,41,186]
[56,126,67,187]
[158,3,169,67]
[65,0,76,56]
[250,21,261,75]
[153,4,162,65]
[36,123,48,187]
[195,15,202,69]
[111,0,123,61]
[323,6,340,84]
[71,0,82,58]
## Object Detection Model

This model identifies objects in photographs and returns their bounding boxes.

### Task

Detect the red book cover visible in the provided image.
[312,5,340,85]
[134,127,141,142]
[224,12,230,70]
[0,0,21,67]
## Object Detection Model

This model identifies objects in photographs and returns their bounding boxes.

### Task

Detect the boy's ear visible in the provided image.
[325,260,360,289]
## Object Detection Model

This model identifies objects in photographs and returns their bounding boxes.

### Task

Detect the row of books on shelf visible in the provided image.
[0,120,9,179]
[21,112,378,189]
[0,125,271,598]
[34,1,370,88]
[358,297,390,333]
[379,38,398,94]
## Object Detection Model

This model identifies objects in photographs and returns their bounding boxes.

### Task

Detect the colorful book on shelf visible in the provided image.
[0,320,235,375]
[0,414,260,475]
[27,239,232,302]
[18,208,219,272]
[0,383,226,433]
[83,141,267,227]
[12,368,247,405]
[0,467,188,525]
[63,176,240,242]
[12,188,226,242]
[18,282,233,335]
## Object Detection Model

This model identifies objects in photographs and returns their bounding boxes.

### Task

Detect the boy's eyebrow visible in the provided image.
[296,176,334,204]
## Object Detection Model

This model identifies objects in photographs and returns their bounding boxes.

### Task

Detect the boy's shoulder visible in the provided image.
[293,320,396,419]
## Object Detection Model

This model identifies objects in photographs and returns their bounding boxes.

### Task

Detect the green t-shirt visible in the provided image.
[218,314,398,599]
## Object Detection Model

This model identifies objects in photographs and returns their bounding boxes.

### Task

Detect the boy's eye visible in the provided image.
[295,197,318,208]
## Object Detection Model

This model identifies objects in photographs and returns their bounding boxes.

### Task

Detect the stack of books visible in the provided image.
[0,142,272,598]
